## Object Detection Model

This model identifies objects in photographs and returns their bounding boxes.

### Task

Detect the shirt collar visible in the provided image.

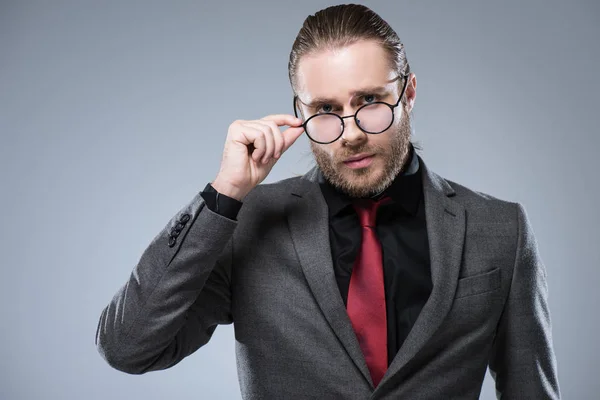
[319,143,422,218]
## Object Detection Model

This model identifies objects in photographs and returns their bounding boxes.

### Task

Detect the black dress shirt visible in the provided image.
[200,144,432,366]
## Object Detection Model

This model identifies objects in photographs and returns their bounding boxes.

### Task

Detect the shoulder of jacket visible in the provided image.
[443,177,519,223]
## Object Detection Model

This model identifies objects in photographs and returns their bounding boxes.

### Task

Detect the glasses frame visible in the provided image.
[293,74,410,144]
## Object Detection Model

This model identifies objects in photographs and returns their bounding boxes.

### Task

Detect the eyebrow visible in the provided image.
[302,85,391,108]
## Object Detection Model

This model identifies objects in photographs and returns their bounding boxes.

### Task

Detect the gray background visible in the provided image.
[1,0,598,398]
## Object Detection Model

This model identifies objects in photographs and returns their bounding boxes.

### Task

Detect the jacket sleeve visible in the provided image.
[95,189,238,374]
[488,203,561,398]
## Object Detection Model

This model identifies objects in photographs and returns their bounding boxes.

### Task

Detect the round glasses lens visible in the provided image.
[306,114,342,143]
[356,103,393,133]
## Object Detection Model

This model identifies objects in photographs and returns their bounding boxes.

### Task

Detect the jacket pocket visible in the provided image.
[455,267,501,299]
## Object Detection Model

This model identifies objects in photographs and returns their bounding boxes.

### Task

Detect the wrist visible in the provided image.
[211,178,249,201]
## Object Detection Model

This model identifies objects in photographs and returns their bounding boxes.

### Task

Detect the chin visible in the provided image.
[339,165,387,196]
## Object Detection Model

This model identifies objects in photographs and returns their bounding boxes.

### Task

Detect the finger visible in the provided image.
[237,124,267,162]
[261,114,303,128]
[251,134,267,163]
[280,126,305,150]
[243,121,275,164]
[269,121,285,158]
[249,120,284,159]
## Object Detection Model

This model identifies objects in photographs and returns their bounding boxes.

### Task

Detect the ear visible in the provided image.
[405,73,417,113]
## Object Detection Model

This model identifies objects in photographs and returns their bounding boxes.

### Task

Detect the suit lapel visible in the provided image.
[286,155,466,391]
[286,174,374,388]
[376,155,466,392]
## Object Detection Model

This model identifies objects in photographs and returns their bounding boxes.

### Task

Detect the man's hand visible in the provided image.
[212,114,304,201]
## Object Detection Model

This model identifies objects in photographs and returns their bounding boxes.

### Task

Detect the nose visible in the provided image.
[340,117,367,145]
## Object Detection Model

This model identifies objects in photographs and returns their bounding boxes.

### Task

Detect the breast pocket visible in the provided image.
[455,267,501,299]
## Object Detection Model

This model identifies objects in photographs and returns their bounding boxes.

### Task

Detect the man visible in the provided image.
[96,4,560,399]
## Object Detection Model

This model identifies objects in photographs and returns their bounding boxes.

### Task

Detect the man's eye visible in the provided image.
[318,104,333,113]
[363,94,377,103]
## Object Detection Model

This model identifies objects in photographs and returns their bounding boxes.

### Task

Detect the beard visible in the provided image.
[310,105,412,198]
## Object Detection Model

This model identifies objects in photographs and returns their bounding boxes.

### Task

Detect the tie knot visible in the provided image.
[352,196,391,227]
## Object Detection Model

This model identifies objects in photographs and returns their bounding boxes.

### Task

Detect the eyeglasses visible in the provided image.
[293,74,409,144]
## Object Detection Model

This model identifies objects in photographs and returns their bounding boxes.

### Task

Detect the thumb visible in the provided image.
[281,126,305,150]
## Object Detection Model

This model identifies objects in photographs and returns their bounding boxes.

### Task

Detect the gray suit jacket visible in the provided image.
[96,154,560,399]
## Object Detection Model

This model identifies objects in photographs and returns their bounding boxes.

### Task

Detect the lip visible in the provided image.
[343,154,375,169]
[343,153,374,162]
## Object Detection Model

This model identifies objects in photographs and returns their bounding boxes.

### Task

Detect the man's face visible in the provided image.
[295,39,416,198]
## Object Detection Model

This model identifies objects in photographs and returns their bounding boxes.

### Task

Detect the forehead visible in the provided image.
[295,40,397,102]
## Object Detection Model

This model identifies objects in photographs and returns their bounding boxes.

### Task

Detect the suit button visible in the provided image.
[179,213,190,223]
[168,236,176,247]
[170,229,180,237]
[174,222,185,231]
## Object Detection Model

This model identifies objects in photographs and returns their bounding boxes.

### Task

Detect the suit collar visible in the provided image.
[287,152,464,391]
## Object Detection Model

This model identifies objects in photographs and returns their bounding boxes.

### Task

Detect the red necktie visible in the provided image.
[347,196,391,387]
